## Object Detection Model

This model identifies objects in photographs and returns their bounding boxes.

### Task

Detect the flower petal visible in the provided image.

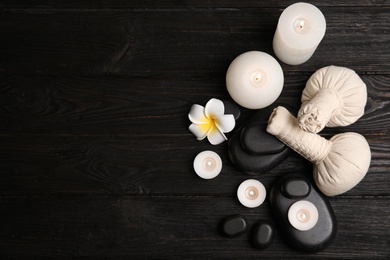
[188,104,208,124]
[207,124,227,145]
[205,98,224,118]
[215,114,235,133]
[189,123,209,140]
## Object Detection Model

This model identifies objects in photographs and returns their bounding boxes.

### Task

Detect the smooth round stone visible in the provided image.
[223,99,242,121]
[281,177,311,199]
[269,172,337,253]
[251,221,274,249]
[228,132,291,175]
[228,104,292,175]
[240,121,286,155]
[220,214,248,237]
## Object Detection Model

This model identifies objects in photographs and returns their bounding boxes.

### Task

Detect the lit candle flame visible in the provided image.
[299,20,305,30]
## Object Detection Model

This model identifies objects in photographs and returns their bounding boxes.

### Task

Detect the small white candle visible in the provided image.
[273,2,326,65]
[226,51,284,109]
[193,151,222,179]
[288,200,319,231]
[237,179,266,208]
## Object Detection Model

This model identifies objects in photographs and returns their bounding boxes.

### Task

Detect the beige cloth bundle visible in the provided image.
[298,66,367,133]
[267,106,371,196]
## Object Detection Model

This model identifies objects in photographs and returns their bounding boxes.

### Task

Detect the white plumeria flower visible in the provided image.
[188,98,236,145]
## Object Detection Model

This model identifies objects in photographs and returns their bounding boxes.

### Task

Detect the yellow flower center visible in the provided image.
[200,115,218,135]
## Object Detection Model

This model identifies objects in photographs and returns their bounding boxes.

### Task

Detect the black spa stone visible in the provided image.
[269,172,337,253]
[223,99,242,121]
[220,214,248,238]
[281,177,311,199]
[240,121,286,155]
[229,133,291,175]
[251,221,274,249]
[228,104,291,175]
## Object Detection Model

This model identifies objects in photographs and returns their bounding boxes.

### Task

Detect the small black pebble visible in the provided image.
[281,177,311,199]
[220,214,248,237]
[251,221,274,249]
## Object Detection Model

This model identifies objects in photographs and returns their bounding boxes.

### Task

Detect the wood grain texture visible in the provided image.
[1,0,390,9]
[0,1,389,258]
[0,197,389,258]
[0,7,389,76]
[0,75,389,135]
[0,134,389,196]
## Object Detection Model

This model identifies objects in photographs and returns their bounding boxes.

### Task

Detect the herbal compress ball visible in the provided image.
[267,106,371,196]
[298,66,367,133]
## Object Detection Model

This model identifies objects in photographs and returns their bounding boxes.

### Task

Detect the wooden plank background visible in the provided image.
[0,0,389,258]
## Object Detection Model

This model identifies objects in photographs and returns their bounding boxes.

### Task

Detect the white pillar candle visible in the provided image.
[273,2,326,65]
[288,200,318,231]
[193,151,222,179]
[237,179,266,208]
[226,51,284,109]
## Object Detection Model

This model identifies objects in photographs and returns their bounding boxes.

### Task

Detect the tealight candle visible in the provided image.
[273,2,326,65]
[193,151,222,179]
[288,200,318,231]
[226,51,284,109]
[237,179,266,208]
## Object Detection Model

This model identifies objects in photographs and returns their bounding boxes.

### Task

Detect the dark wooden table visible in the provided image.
[1,0,389,258]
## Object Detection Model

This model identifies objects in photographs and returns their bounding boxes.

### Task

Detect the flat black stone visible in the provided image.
[228,104,292,175]
[251,221,274,249]
[240,121,286,155]
[220,214,248,238]
[269,172,337,253]
[281,178,311,199]
[229,133,291,175]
